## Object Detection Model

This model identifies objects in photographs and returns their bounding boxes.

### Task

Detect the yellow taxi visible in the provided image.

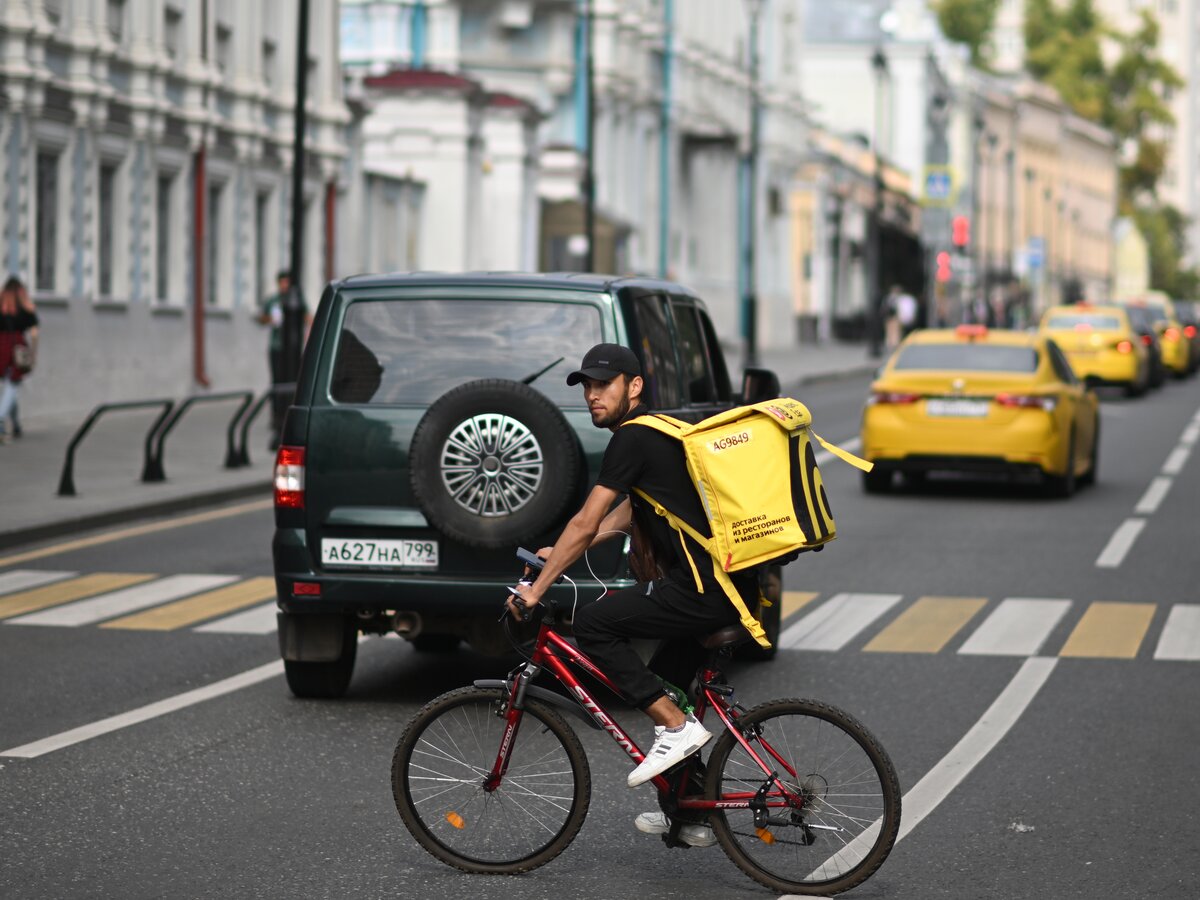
[861,326,1099,497]
[1123,295,1190,377]
[1038,303,1150,396]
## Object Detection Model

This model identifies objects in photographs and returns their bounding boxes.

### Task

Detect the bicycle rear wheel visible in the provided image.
[391,686,591,874]
[705,698,901,896]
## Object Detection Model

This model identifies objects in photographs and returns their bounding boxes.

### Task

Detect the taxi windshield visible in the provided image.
[893,344,1039,373]
[1045,313,1122,330]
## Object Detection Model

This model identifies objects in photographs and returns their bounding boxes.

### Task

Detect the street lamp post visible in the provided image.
[867,46,888,358]
[581,0,596,273]
[742,0,763,368]
[282,0,310,386]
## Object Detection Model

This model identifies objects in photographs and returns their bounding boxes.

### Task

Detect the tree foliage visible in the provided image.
[932,0,1001,69]
[1022,0,1192,291]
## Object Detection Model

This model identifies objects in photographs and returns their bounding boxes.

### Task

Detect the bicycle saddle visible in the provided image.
[699,624,752,649]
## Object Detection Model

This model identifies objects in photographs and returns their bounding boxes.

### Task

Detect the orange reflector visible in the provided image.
[755,827,776,845]
[446,812,465,830]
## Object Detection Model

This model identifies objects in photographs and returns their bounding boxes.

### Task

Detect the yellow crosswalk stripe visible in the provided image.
[781,591,819,620]
[1059,602,1155,659]
[99,577,277,631]
[864,596,987,654]
[0,573,154,620]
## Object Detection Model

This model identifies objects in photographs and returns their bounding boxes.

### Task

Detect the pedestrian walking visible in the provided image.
[257,270,308,448]
[0,275,38,444]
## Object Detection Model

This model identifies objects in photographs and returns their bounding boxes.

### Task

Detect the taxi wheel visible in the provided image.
[862,467,893,494]
[1046,432,1077,499]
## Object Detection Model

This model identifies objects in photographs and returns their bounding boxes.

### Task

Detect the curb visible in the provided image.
[0,481,273,552]
[792,363,880,387]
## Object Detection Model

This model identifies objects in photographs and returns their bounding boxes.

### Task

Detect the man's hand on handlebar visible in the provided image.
[505,582,541,621]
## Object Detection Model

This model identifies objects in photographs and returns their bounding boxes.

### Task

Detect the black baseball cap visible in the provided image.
[565,343,642,385]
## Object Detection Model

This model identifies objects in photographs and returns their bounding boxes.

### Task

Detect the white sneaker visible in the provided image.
[627,716,712,787]
[634,811,716,848]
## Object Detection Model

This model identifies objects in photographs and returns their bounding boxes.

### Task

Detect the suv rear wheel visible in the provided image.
[409,379,581,548]
[282,617,358,699]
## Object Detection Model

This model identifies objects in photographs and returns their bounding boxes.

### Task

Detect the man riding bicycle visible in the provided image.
[507,343,763,848]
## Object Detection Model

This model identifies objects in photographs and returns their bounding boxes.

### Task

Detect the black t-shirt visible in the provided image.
[597,403,751,597]
[0,309,38,333]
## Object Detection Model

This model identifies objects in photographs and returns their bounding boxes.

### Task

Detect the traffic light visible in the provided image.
[936,251,952,282]
[952,215,970,247]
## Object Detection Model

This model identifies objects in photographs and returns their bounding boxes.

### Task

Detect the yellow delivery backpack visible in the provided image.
[625,397,872,648]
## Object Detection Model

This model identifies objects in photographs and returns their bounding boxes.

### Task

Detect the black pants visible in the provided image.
[572,578,742,710]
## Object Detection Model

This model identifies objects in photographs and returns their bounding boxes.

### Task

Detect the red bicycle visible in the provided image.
[391,551,901,896]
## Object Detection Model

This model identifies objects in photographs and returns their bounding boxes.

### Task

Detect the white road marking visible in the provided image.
[0,660,284,759]
[1095,518,1145,568]
[0,570,76,595]
[779,593,903,651]
[958,598,1071,656]
[1181,424,1199,446]
[1162,446,1190,475]
[809,657,1058,880]
[7,574,239,626]
[194,601,278,634]
[1134,477,1172,516]
[1154,605,1200,661]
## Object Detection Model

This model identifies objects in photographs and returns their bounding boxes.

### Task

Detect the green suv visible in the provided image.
[272,273,783,697]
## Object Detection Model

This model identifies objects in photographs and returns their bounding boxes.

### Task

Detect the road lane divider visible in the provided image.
[863,596,987,654]
[99,577,276,631]
[0,573,154,619]
[0,498,273,568]
[1095,518,1146,568]
[1134,477,1172,515]
[1058,602,1156,659]
[0,659,284,759]
[812,656,1058,877]
[1095,401,1200,569]
[957,598,1071,657]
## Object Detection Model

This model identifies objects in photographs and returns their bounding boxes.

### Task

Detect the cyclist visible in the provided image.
[507,342,763,848]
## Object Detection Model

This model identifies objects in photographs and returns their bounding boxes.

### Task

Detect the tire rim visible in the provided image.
[440,414,544,516]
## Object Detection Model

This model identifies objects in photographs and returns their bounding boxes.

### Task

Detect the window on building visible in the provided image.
[216,24,232,73]
[156,173,174,303]
[255,190,270,301]
[106,0,126,43]
[35,151,60,293]
[164,6,182,59]
[262,39,277,87]
[207,183,223,306]
[98,163,117,297]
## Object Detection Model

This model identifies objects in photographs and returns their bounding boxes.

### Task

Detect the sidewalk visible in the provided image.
[0,339,877,550]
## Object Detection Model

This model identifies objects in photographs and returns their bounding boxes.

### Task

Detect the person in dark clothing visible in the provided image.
[508,343,760,847]
[0,276,38,443]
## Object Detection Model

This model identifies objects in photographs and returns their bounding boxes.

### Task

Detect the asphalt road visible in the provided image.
[2,373,1199,899]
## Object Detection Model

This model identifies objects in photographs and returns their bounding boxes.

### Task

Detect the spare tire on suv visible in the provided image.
[408,379,581,548]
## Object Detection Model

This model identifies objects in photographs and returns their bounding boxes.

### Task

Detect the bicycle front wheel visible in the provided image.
[391,686,591,875]
[705,698,901,896]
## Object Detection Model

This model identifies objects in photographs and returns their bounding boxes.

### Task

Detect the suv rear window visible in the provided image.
[893,344,1039,373]
[329,298,604,406]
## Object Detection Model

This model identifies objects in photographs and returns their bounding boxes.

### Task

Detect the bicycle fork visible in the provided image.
[483,663,540,792]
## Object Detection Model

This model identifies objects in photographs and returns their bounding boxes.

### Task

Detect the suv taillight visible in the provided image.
[275,446,305,508]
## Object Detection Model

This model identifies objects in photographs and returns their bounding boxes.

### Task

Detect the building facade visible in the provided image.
[339,0,812,357]
[0,0,349,418]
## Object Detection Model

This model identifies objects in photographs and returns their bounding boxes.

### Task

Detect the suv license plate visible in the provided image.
[926,398,989,418]
[321,539,439,569]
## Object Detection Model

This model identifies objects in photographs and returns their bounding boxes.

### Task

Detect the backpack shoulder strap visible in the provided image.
[811,430,875,473]
[622,413,688,439]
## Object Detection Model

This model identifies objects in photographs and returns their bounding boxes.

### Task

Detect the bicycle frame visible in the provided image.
[485,618,806,815]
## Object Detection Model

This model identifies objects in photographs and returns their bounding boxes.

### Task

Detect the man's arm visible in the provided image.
[511,484,623,611]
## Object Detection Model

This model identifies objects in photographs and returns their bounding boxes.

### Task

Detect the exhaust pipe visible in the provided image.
[392,611,423,640]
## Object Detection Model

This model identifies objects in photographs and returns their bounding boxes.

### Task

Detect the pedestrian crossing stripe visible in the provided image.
[1,570,1200,659]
